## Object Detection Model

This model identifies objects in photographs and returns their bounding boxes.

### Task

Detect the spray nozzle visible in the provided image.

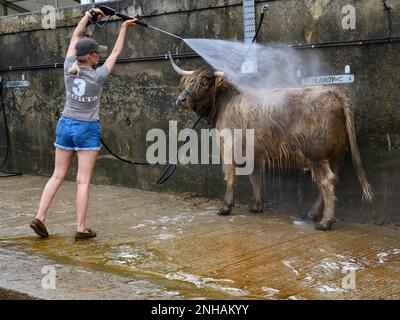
[98,5,149,27]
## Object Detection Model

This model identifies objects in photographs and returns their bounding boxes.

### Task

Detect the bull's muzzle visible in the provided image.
[176,95,187,105]
[176,93,191,109]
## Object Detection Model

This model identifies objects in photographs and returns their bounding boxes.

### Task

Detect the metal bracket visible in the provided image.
[0,74,30,88]
[241,0,258,74]
[243,0,256,43]
[297,65,355,86]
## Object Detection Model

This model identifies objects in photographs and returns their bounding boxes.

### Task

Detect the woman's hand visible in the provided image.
[90,8,106,20]
[66,8,105,57]
[122,18,138,29]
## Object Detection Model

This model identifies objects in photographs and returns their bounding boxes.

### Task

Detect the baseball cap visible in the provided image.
[75,38,108,56]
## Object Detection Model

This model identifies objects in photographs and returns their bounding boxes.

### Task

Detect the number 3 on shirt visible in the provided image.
[72,79,87,97]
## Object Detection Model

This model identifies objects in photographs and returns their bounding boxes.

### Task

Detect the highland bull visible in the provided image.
[169,54,373,231]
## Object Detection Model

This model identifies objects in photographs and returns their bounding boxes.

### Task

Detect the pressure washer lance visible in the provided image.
[96,5,184,41]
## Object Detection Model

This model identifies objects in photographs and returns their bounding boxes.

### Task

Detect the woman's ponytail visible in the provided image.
[68,55,88,76]
[68,60,81,76]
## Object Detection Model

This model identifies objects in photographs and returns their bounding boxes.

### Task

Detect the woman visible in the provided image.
[29,8,137,240]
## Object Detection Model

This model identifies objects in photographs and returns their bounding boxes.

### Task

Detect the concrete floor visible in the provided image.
[0,175,399,300]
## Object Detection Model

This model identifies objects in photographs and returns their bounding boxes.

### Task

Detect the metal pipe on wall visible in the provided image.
[0,52,200,72]
[2,35,400,73]
[290,37,400,49]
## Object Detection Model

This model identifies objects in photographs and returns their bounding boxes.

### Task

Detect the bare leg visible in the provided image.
[76,150,98,232]
[35,148,75,223]
[218,163,236,215]
[249,163,263,212]
[312,160,337,231]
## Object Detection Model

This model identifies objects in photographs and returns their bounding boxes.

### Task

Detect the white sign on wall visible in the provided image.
[298,65,355,86]
[80,0,104,4]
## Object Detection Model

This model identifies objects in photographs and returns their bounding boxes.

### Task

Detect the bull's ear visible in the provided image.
[214,77,228,92]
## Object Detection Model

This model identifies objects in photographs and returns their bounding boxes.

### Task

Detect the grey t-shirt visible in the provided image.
[62,56,110,121]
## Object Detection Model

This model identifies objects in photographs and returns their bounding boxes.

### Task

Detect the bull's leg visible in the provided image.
[218,164,236,215]
[249,163,263,212]
[312,160,337,231]
[307,192,324,221]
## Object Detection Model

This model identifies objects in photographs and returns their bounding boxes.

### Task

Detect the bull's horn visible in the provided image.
[214,71,224,77]
[168,51,194,76]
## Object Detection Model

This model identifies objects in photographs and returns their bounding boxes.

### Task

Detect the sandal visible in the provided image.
[29,218,49,238]
[75,228,97,240]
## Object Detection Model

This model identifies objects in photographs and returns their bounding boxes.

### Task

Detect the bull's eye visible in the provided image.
[201,79,209,87]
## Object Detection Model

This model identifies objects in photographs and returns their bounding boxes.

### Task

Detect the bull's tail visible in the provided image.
[337,90,374,202]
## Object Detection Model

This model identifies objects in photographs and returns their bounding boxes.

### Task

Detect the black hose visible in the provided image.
[100,137,166,166]
[383,0,393,38]
[155,115,205,185]
[252,6,267,43]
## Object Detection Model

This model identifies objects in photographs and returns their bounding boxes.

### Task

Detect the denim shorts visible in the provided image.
[54,115,101,151]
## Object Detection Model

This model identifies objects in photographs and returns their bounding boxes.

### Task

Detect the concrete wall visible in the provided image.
[0,0,399,224]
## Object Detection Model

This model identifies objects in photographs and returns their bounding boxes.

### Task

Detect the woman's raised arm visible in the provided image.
[103,19,137,73]
[66,8,105,58]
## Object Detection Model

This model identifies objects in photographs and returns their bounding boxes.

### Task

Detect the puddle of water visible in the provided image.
[156,234,176,241]
[288,295,306,300]
[283,259,300,276]
[376,249,400,264]
[165,271,248,297]
[130,223,147,229]
[317,285,346,294]
[292,220,314,227]
[130,211,216,230]
[1,236,251,299]
[261,287,280,298]
[300,253,371,295]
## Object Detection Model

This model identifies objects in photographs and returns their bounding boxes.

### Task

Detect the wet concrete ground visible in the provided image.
[0,175,399,299]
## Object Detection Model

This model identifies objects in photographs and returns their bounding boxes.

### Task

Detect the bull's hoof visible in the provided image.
[249,207,263,213]
[218,207,231,216]
[314,220,335,231]
[249,199,263,213]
